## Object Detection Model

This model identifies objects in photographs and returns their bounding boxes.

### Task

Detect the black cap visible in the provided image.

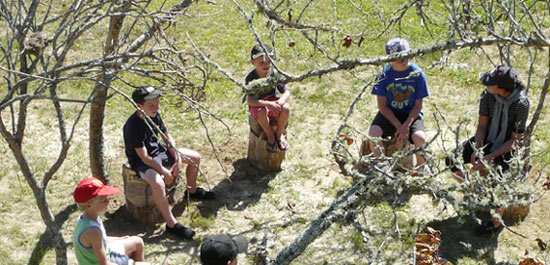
[480,65,519,91]
[200,234,248,265]
[131,86,161,104]
[251,44,274,60]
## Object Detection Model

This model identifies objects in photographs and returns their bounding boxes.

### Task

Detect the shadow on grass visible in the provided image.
[196,158,279,217]
[103,206,160,238]
[104,204,205,258]
[28,203,78,265]
[427,214,500,264]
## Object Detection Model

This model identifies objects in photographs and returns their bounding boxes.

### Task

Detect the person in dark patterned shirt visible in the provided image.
[446,65,530,235]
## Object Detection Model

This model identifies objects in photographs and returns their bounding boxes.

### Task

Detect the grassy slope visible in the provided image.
[0,0,549,264]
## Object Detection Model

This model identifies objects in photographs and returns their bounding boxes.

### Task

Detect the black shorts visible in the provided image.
[445,137,512,172]
[134,151,175,178]
[370,110,425,144]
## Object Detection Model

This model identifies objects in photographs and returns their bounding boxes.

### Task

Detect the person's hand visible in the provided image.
[266,101,281,115]
[161,167,174,186]
[470,153,479,167]
[471,158,484,170]
[170,159,181,177]
[471,153,491,170]
[393,124,409,143]
[277,98,286,106]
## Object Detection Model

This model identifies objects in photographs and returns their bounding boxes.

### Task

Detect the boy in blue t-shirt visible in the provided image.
[367,38,429,167]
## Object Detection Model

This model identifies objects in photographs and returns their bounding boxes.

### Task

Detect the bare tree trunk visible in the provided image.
[89,2,130,182]
[523,49,550,169]
[0,118,68,264]
[89,0,195,182]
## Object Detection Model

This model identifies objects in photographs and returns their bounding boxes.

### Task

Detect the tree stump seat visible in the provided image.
[502,200,530,224]
[359,138,416,172]
[471,168,531,224]
[247,115,285,172]
[121,164,181,223]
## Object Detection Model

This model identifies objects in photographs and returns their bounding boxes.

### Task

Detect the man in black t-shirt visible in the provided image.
[123,86,214,240]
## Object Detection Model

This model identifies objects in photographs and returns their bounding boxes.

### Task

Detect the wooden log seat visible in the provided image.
[474,169,531,224]
[359,138,416,171]
[502,203,530,224]
[247,115,286,172]
[121,164,181,223]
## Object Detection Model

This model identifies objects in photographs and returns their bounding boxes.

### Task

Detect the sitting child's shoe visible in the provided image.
[277,135,289,151]
[166,222,195,240]
[184,187,215,200]
[475,221,503,236]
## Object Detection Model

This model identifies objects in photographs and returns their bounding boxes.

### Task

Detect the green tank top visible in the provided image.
[73,214,111,265]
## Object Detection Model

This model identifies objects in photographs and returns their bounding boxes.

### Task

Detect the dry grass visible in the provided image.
[1,1,550,265]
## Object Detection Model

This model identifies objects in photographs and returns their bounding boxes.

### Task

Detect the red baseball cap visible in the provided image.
[73,177,120,203]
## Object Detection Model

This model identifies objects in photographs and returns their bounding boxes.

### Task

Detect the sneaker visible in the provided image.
[184,187,215,200]
[166,222,195,240]
[475,221,503,236]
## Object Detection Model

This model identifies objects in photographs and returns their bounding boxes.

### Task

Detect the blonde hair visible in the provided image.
[76,196,101,211]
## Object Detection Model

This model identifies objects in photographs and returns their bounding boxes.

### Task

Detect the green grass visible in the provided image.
[2,1,550,265]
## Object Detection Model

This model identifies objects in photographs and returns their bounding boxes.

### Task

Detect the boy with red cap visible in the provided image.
[73,177,151,265]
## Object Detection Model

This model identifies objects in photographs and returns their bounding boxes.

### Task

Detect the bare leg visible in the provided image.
[120,236,145,261]
[275,103,290,138]
[257,109,275,144]
[275,103,290,149]
[367,125,384,157]
[178,148,200,194]
[411,130,426,166]
[142,169,177,227]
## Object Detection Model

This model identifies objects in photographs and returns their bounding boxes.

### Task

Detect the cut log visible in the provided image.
[360,138,416,170]
[247,115,285,172]
[502,193,531,224]
[121,165,181,223]
[502,204,530,224]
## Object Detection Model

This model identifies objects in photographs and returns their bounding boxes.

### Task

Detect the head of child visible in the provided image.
[74,177,120,215]
[132,86,161,118]
[385,38,411,72]
[250,44,274,78]
[200,234,248,265]
[479,65,524,97]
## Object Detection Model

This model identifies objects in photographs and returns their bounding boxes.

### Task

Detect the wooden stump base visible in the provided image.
[247,115,285,172]
[472,169,531,224]
[502,193,531,224]
[122,165,180,223]
[502,205,530,224]
[359,138,416,171]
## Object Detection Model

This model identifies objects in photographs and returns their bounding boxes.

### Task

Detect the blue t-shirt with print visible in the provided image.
[371,62,429,113]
